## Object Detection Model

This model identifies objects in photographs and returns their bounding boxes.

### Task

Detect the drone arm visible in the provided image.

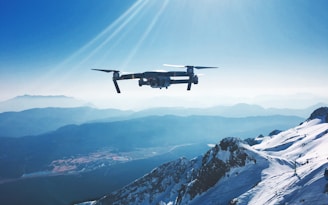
[170,79,189,84]
[119,73,143,80]
[170,79,191,90]
[170,77,194,90]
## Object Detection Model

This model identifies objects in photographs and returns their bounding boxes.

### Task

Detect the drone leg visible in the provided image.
[187,76,192,90]
[113,80,121,93]
[187,82,192,90]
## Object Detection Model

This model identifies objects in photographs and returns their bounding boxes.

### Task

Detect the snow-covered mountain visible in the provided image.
[79,107,328,205]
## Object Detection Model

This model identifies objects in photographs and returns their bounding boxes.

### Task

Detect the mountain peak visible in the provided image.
[90,137,259,205]
[307,107,328,122]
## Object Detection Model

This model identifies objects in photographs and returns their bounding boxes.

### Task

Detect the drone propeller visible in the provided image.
[163,64,217,91]
[92,69,121,93]
[163,64,186,68]
[163,64,218,69]
[192,66,218,69]
[91,69,119,73]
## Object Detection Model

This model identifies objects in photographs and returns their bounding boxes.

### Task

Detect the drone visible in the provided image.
[92,64,217,93]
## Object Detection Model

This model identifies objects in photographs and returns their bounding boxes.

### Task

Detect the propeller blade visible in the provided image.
[193,66,218,69]
[92,69,119,73]
[163,64,218,69]
[163,64,186,68]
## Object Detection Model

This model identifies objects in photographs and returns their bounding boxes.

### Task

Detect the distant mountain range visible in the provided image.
[0,95,92,112]
[0,114,304,177]
[1,95,327,118]
[79,107,328,205]
[0,107,133,137]
[1,95,326,138]
[133,102,328,118]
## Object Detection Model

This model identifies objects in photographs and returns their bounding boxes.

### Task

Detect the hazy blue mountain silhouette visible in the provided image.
[0,95,92,112]
[1,102,321,138]
[132,103,328,118]
[0,115,303,178]
[0,107,133,137]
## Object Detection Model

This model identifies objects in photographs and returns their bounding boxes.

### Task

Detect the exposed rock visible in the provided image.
[307,107,328,122]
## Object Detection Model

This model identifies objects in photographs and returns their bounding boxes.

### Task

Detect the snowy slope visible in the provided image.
[78,107,328,205]
[248,107,328,204]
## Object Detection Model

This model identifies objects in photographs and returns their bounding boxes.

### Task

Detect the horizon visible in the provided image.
[0,94,327,112]
[1,0,328,110]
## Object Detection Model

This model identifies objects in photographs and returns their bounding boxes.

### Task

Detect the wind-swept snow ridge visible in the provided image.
[79,107,328,205]
[249,107,328,204]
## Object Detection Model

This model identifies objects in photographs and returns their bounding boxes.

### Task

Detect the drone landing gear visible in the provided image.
[187,75,198,91]
[113,79,121,93]
[112,71,121,93]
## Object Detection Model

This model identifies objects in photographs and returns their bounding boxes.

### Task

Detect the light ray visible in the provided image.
[58,0,146,67]
[121,0,170,69]
[29,0,148,91]
[75,0,150,66]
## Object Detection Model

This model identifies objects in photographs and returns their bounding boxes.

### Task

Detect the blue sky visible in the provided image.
[1,0,328,110]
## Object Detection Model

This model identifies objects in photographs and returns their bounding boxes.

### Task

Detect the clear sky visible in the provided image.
[1,0,328,110]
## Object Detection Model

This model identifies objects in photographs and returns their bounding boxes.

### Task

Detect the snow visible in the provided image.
[77,201,97,205]
[242,118,328,205]
[187,117,328,205]
[77,109,328,205]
